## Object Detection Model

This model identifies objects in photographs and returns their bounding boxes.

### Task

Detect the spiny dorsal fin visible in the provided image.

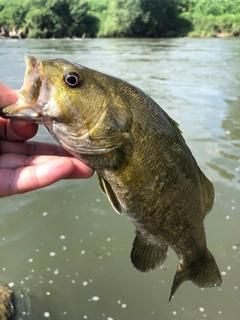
[131,230,168,273]
[97,174,122,214]
[168,116,183,136]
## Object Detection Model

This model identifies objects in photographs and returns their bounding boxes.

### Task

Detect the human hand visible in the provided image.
[0,83,94,197]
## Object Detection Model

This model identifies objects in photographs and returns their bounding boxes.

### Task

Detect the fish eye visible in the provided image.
[63,72,83,88]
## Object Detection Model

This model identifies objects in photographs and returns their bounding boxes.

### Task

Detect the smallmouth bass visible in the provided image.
[0,56,222,300]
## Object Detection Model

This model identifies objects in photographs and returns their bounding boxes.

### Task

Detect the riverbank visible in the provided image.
[0,32,239,40]
[1,0,240,39]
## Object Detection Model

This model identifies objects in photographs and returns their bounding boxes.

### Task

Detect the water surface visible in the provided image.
[0,38,239,319]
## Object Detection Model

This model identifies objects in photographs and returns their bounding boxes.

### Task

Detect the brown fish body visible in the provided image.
[0,56,222,300]
[80,83,208,246]
[76,80,219,298]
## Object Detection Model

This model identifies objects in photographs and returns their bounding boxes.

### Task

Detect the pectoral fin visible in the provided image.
[131,230,168,273]
[97,174,122,214]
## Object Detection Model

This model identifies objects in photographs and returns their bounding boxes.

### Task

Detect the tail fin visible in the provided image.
[169,250,222,301]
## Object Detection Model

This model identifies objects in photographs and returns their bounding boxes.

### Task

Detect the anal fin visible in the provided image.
[97,174,122,214]
[131,230,168,273]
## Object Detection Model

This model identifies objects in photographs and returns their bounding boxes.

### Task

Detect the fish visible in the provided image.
[0,55,222,300]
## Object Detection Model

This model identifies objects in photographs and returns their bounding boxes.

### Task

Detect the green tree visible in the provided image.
[23,0,60,38]
[178,0,197,13]
[132,0,180,37]
[99,0,183,37]
[0,0,27,35]
[69,0,98,37]
[0,0,99,38]
[194,0,240,16]
[23,0,94,38]
[101,0,141,36]
[190,0,240,36]
[1,0,240,38]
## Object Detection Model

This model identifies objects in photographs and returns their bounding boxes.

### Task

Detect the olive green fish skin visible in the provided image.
[0,56,222,300]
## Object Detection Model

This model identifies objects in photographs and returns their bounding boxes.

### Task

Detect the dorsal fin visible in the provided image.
[131,230,168,273]
[168,116,183,136]
[97,174,122,214]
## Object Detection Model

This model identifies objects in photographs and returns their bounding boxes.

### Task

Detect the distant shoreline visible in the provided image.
[0,33,239,40]
[1,0,240,40]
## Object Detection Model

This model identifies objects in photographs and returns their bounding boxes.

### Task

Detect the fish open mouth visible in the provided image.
[0,55,47,123]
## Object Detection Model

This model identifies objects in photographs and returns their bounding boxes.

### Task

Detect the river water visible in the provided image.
[0,38,239,320]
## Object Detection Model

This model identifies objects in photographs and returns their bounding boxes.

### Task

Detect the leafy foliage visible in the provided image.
[94,0,189,37]
[0,0,239,38]
[193,0,240,16]
[190,0,240,36]
[0,0,98,38]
